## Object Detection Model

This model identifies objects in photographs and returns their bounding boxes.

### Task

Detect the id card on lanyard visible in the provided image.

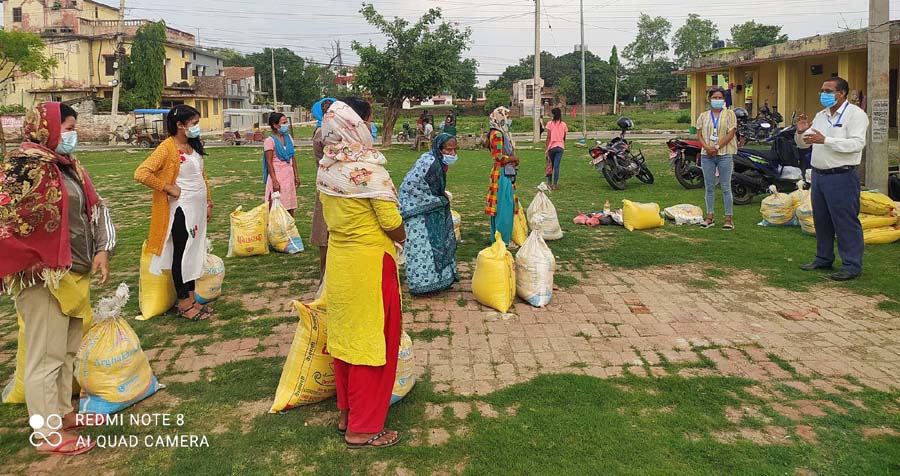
[827,102,849,128]
[709,110,721,144]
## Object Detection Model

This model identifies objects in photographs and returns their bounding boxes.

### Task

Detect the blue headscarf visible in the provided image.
[431,132,454,165]
[261,133,294,185]
[312,97,337,127]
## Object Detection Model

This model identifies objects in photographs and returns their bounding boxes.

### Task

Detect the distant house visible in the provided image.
[511,79,564,117]
[402,91,454,110]
[455,89,487,107]
[223,66,257,109]
[192,47,226,78]
[333,69,356,90]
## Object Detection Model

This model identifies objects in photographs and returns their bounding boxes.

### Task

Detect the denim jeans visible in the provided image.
[700,154,734,216]
[547,147,564,185]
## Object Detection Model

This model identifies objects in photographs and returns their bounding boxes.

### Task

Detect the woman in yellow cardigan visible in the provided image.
[134,105,213,321]
[318,98,406,449]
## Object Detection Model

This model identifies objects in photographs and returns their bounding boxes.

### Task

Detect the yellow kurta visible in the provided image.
[320,194,402,366]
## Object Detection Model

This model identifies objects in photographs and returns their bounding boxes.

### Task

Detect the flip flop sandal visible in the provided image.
[336,426,347,435]
[37,437,96,456]
[346,430,401,449]
[700,221,715,229]
[723,223,734,230]
[66,414,107,431]
[176,305,208,321]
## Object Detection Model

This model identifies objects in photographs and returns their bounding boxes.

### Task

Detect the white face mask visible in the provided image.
[185,124,201,139]
[442,154,459,166]
[56,130,78,155]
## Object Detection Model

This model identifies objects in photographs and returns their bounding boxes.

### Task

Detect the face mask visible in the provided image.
[442,154,459,166]
[505,119,512,128]
[710,99,725,110]
[820,92,836,108]
[186,124,201,139]
[279,124,289,134]
[56,130,78,155]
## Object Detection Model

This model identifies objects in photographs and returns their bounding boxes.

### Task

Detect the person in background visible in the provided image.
[439,113,457,137]
[796,76,868,281]
[318,98,405,448]
[262,112,299,216]
[724,84,734,108]
[423,117,434,137]
[399,133,459,295]
[696,87,738,230]
[484,106,520,245]
[1,102,116,455]
[135,104,213,321]
[544,107,568,190]
[310,97,336,278]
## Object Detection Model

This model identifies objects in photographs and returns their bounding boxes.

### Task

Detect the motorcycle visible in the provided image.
[395,122,415,142]
[667,138,704,189]
[589,117,654,190]
[731,126,811,205]
[737,103,784,146]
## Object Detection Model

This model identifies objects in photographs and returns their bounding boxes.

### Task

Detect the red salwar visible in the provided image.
[333,253,402,433]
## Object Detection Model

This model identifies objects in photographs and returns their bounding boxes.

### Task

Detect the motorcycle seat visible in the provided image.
[739,148,779,163]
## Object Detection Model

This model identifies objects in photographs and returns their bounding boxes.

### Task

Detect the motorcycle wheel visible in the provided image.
[732,181,755,205]
[397,132,408,143]
[674,155,703,189]
[636,163,654,185]
[601,162,628,190]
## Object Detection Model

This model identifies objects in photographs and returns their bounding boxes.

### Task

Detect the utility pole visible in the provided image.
[108,0,125,145]
[532,0,541,143]
[864,0,889,192]
[270,48,277,109]
[579,0,586,139]
[612,62,620,115]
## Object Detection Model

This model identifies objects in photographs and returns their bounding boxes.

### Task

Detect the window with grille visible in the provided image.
[104,55,116,76]
[13,8,23,22]
[526,85,534,99]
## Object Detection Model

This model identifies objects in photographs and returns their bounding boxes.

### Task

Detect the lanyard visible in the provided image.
[710,110,721,133]
[826,102,849,127]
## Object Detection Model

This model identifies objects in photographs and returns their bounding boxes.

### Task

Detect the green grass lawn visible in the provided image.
[0,137,898,475]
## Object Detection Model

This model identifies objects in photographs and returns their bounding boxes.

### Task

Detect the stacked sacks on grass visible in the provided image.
[472,232,516,313]
[858,191,900,244]
[622,200,665,231]
[759,185,798,227]
[267,192,305,254]
[195,240,225,305]
[796,191,815,235]
[77,283,163,414]
[515,215,556,308]
[227,203,269,258]
[526,183,563,240]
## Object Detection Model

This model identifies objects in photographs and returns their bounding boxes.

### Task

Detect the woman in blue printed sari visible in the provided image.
[399,133,459,295]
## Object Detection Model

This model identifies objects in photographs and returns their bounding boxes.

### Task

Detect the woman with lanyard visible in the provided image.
[696,87,738,230]
[263,112,299,216]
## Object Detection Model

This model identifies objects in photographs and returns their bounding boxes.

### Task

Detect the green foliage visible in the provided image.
[677,112,691,124]
[126,21,167,108]
[452,58,479,101]
[352,3,473,144]
[488,51,616,105]
[225,48,326,107]
[609,45,619,69]
[623,14,672,65]
[623,59,686,102]
[730,21,788,49]
[673,13,719,68]
[0,104,26,114]
[483,89,509,113]
[0,30,57,84]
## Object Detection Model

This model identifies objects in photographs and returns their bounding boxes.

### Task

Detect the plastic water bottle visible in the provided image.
[603,200,611,215]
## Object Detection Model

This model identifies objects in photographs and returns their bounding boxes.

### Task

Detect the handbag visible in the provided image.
[544,155,553,177]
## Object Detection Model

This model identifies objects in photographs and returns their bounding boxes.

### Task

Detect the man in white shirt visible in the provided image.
[795,76,868,281]
[423,118,434,137]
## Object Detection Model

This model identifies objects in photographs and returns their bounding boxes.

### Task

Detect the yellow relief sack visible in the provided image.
[77,284,162,414]
[863,225,900,244]
[472,232,516,313]
[267,192,305,254]
[227,203,269,258]
[390,331,415,405]
[760,189,797,226]
[137,240,176,320]
[796,192,815,236]
[622,200,665,231]
[859,213,899,230]
[195,253,225,304]
[451,210,461,242]
[860,191,895,216]
[511,203,529,246]
[270,295,335,412]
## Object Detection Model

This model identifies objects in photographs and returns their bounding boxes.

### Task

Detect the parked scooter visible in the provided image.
[667,138,704,189]
[395,122,415,142]
[589,117,654,190]
[731,126,811,205]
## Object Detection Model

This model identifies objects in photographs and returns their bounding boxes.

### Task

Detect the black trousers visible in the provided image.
[171,207,195,300]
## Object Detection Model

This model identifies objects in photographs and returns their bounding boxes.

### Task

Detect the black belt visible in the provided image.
[813,165,856,175]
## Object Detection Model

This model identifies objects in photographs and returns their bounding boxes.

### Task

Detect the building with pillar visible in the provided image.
[677,22,900,129]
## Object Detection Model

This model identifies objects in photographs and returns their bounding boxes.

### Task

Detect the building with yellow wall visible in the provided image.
[1,0,231,130]
[677,22,900,129]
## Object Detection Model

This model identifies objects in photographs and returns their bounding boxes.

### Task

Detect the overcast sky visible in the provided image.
[5,0,899,85]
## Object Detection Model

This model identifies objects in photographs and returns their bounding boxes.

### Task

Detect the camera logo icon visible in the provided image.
[28,414,63,448]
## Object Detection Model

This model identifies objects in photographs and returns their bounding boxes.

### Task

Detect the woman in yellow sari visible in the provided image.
[1,102,116,455]
[318,98,405,449]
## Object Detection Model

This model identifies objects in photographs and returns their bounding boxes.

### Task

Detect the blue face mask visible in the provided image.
[442,154,459,166]
[279,124,289,134]
[710,99,725,110]
[820,92,836,108]
[56,130,78,155]
[186,124,202,139]
[505,119,513,128]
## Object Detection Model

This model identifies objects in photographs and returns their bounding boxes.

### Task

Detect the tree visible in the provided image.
[125,21,166,108]
[730,21,788,49]
[483,89,509,114]
[623,14,672,65]
[452,58,479,101]
[609,45,619,69]
[352,4,473,146]
[0,30,57,155]
[672,13,718,68]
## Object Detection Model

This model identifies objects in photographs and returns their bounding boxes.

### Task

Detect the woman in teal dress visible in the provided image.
[398,133,459,295]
